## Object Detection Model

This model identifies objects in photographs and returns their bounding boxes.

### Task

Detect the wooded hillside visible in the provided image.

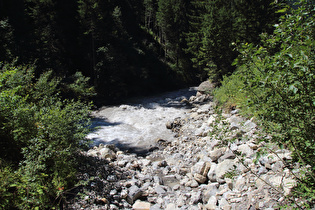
[0,0,283,102]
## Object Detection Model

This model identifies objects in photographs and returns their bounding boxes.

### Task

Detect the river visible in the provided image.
[86,87,197,152]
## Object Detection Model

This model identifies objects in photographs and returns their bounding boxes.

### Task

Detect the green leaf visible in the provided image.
[276,7,289,14]
[289,85,298,94]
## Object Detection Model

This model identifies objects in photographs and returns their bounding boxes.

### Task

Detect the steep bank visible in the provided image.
[65,86,298,210]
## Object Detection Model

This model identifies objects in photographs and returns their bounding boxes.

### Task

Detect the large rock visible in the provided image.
[237,144,254,158]
[197,104,213,114]
[204,196,217,210]
[207,115,217,125]
[165,203,178,210]
[229,116,244,130]
[241,120,257,133]
[190,191,202,204]
[207,163,217,182]
[197,80,214,94]
[219,198,231,210]
[209,147,226,162]
[155,185,166,195]
[194,173,207,184]
[127,185,142,204]
[234,176,247,192]
[283,177,296,196]
[203,183,219,203]
[191,161,211,177]
[99,147,116,160]
[215,159,237,180]
[132,200,151,210]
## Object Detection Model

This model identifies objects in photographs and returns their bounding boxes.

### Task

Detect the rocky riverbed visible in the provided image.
[65,82,298,210]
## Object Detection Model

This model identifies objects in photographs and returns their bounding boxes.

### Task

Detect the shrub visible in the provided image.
[0,62,92,209]
[214,0,315,207]
[213,73,247,111]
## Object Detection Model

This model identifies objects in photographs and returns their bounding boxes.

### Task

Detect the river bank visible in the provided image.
[65,83,297,209]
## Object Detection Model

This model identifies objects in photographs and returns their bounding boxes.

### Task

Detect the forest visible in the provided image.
[0,0,285,102]
[0,0,314,209]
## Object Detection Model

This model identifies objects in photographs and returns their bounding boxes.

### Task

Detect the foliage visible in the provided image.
[213,73,247,111]
[0,62,92,209]
[214,0,315,207]
[0,0,286,100]
[185,0,282,82]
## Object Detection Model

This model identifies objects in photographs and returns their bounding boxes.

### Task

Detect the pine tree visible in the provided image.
[156,0,192,77]
[185,0,283,82]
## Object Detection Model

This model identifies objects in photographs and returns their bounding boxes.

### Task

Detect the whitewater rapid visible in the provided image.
[86,87,197,151]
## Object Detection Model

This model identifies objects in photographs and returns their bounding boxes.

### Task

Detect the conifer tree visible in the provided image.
[186,0,282,82]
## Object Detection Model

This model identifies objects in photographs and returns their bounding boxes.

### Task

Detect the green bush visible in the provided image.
[214,0,315,207]
[0,62,92,209]
[213,73,247,111]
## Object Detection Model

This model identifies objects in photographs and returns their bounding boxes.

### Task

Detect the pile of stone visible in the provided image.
[65,81,298,210]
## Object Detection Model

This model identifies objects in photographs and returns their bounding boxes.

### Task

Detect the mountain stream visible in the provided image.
[86,87,197,152]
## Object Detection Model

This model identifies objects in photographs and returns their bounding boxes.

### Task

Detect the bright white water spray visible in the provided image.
[86,87,197,151]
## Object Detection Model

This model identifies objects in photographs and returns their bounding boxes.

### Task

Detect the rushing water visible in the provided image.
[86,87,197,151]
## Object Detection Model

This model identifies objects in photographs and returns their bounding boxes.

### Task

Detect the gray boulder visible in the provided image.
[197,80,214,94]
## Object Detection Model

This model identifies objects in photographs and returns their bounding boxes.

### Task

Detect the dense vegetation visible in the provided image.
[0,62,93,208]
[0,0,313,208]
[214,0,315,207]
[0,0,283,101]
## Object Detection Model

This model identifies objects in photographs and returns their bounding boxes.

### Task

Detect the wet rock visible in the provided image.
[158,160,168,167]
[67,89,300,210]
[166,121,173,129]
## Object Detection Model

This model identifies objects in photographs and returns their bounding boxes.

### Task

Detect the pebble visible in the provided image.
[66,90,298,210]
